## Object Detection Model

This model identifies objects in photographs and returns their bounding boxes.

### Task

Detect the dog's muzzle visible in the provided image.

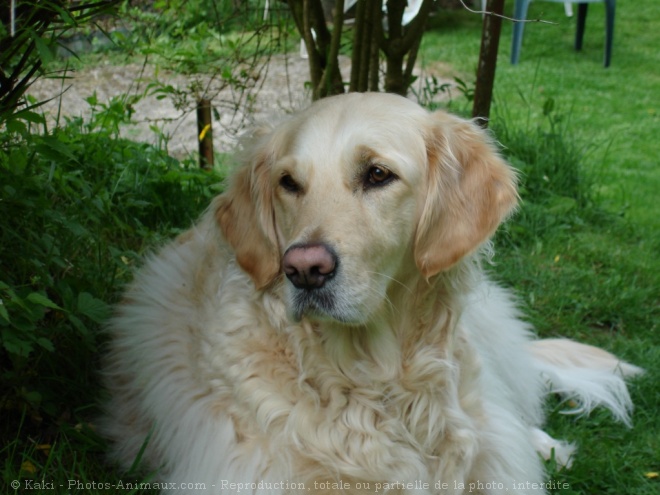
[282,243,341,320]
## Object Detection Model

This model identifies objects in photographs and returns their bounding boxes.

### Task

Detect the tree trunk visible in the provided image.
[288,0,345,100]
[382,0,435,95]
[472,0,505,127]
[290,0,435,99]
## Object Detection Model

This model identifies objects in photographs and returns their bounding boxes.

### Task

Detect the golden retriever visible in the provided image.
[102,93,641,494]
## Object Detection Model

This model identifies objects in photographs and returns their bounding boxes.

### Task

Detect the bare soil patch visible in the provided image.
[29,55,451,159]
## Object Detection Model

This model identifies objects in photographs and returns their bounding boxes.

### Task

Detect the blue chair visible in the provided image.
[510,0,616,67]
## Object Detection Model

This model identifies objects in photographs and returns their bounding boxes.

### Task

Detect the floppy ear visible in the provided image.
[414,111,518,277]
[215,149,280,290]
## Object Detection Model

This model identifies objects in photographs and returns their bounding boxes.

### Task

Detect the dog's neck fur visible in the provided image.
[264,256,484,483]
[193,221,487,485]
[294,256,479,381]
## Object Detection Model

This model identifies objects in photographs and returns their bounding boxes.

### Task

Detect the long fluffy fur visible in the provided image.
[101,94,640,494]
[530,339,643,426]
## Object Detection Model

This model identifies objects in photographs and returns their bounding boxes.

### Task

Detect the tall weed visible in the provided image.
[491,98,600,247]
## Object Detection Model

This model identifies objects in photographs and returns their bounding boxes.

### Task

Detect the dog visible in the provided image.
[101,93,641,494]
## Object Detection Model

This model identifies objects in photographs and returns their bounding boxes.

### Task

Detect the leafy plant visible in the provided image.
[111,0,292,148]
[410,74,452,111]
[0,99,222,437]
[0,0,120,126]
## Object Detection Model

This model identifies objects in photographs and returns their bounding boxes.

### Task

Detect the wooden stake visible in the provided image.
[197,98,214,170]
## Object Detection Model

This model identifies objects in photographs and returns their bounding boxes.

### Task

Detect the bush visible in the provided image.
[0,104,222,438]
[0,0,120,123]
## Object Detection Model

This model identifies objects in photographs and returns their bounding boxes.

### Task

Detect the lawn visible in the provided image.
[421,0,660,232]
[422,3,660,493]
[2,1,658,494]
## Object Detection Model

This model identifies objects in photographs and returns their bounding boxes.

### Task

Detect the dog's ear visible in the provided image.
[215,145,280,290]
[414,112,518,278]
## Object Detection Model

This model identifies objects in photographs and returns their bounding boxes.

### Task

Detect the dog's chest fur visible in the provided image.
[202,281,484,488]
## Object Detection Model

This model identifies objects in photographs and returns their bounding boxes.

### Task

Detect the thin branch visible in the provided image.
[10,0,16,36]
[368,0,382,91]
[319,0,344,94]
[400,0,435,54]
[349,0,368,91]
[302,0,322,93]
[459,0,557,25]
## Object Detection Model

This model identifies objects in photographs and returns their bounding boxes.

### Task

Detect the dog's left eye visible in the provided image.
[364,165,396,189]
[280,174,302,193]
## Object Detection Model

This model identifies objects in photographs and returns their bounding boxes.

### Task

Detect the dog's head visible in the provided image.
[216,93,517,325]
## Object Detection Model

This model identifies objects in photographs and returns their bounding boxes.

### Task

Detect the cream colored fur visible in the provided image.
[101,93,640,494]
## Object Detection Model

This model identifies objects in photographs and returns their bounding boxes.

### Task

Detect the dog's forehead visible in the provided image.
[285,95,429,175]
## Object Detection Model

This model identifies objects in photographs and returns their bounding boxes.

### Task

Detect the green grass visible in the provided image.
[2,2,659,493]
[421,1,660,231]
[421,3,660,493]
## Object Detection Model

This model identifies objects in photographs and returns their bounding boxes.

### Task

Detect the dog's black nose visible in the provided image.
[283,243,337,290]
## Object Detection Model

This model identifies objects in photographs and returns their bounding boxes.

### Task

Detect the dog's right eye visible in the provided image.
[363,165,397,190]
[279,174,301,193]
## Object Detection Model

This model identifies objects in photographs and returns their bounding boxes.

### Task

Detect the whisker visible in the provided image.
[357,278,402,318]
[365,271,415,295]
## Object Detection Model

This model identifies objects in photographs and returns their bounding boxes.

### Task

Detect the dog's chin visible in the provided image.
[287,289,369,327]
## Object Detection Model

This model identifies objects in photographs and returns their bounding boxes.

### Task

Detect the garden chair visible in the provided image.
[510,0,616,67]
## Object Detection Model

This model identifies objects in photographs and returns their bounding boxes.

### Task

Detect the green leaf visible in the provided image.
[547,196,577,215]
[49,3,77,27]
[26,292,63,310]
[12,110,47,125]
[68,314,89,335]
[77,292,110,323]
[20,389,42,406]
[30,31,55,65]
[6,119,28,136]
[63,219,90,237]
[35,135,80,164]
[0,299,9,323]
[1,327,34,357]
[36,337,56,352]
[543,97,556,117]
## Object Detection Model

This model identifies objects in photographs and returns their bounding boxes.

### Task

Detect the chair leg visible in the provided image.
[575,3,588,52]
[604,0,615,67]
[511,0,531,64]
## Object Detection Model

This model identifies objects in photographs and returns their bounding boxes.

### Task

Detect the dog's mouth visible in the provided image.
[281,243,380,326]
[290,287,340,322]
[288,284,369,325]
[283,242,352,323]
